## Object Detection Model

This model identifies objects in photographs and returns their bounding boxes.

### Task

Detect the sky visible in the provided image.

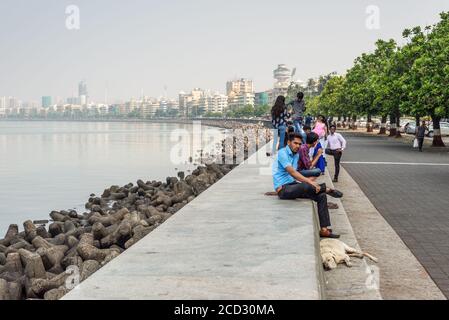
[1,0,449,103]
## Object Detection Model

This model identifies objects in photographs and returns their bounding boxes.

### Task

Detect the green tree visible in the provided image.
[406,13,449,146]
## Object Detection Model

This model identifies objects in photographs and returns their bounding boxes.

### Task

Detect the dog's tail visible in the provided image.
[363,252,378,263]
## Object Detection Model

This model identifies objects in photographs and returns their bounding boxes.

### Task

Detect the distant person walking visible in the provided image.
[288,92,307,142]
[269,95,290,155]
[415,121,427,152]
[325,125,347,183]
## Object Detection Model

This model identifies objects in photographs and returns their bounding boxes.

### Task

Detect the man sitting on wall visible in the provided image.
[297,132,323,178]
[272,133,342,238]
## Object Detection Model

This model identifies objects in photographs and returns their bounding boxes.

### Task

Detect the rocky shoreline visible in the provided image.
[0,122,271,300]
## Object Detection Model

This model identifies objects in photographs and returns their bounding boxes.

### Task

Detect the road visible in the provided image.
[339,133,449,298]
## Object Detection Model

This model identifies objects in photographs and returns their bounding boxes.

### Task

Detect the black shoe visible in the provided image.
[320,229,341,239]
[332,177,338,183]
[328,189,343,198]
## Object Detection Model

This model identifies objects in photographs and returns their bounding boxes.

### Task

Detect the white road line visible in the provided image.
[342,161,449,166]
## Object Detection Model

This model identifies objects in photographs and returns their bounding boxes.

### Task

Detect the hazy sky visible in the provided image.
[1,0,449,103]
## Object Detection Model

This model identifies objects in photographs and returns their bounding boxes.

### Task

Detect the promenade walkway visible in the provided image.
[63,145,324,300]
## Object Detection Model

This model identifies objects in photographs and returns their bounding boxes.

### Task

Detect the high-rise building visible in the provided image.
[271,64,292,103]
[255,92,269,106]
[0,96,6,116]
[226,78,254,96]
[8,96,18,109]
[226,78,255,109]
[79,81,88,105]
[67,97,79,105]
[42,96,52,108]
[79,81,88,97]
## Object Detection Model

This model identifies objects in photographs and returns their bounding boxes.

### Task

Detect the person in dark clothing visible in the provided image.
[268,95,290,156]
[283,123,295,148]
[305,114,313,127]
[415,121,427,152]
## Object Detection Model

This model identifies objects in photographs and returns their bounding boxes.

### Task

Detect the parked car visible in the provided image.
[428,122,449,137]
[399,119,415,133]
[403,122,416,134]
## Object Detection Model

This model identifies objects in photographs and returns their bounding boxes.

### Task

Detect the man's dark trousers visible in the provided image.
[278,182,331,228]
[418,137,424,151]
[325,149,342,179]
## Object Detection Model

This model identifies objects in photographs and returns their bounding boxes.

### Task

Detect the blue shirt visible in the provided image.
[272,146,300,190]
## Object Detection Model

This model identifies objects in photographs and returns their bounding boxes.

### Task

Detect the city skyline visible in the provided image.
[0,64,301,108]
[1,0,449,102]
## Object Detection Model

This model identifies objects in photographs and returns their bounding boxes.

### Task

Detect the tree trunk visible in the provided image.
[389,114,397,137]
[431,114,446,147]
[351,115,357,130]
[367,114,373,132]
[395,112,402,138]
[342,115,347,128]
[415,115,420,128]
[379,115,387,134]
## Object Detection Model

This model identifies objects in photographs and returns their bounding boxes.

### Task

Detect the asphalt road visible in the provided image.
[339,133,449,298]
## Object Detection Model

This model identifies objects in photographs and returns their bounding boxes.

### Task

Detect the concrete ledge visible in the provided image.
[319,171,382,300]
[63,145,324,300]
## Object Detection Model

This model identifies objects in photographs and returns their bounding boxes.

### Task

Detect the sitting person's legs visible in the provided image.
[299,168,322,178]
[278,182,332,230]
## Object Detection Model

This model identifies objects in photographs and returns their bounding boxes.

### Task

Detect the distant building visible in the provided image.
[255,92,269,106]
[42,96,52,108]
[8,96,18,109]
[178,88,205,117]
[199,92,228,114]
[67,97,79,105]
[226,78,254,96]
[79,81,88,106]
[0,96,6,116]
[226,78,255,109]
[271,64,292,103]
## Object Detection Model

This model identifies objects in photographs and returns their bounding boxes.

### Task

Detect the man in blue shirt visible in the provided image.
[272,133,342,238]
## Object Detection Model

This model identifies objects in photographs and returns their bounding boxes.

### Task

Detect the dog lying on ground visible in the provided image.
[320,239,378,270]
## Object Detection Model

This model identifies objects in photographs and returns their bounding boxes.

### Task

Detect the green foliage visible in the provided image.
[314,11,449,127]
[225,104,269,118]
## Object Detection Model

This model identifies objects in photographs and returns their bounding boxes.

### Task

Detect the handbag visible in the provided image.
[413,138,419,148]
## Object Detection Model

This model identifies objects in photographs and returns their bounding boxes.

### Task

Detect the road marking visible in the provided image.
[342,161,449,166]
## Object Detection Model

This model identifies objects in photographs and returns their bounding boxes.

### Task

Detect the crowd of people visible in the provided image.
[268,92,348,239]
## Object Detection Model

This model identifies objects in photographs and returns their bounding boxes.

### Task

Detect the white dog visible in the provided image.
[320,239,378,270]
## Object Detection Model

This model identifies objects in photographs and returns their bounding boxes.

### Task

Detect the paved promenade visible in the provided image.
[340,133,449,298]
[63,145,324,300]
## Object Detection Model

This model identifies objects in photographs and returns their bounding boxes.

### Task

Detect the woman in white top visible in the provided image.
[325,125,347,183]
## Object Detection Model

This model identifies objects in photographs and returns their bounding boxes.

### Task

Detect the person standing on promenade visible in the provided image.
[305,114,313,127]
[288,92,307,142]
[268,96,290,156]
[325,125,347,183]
[415,121,428,152]
[272,133,342,238]
[313,115,328,158]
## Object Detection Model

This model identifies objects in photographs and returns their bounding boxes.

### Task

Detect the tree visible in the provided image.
[406,13,449,146]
